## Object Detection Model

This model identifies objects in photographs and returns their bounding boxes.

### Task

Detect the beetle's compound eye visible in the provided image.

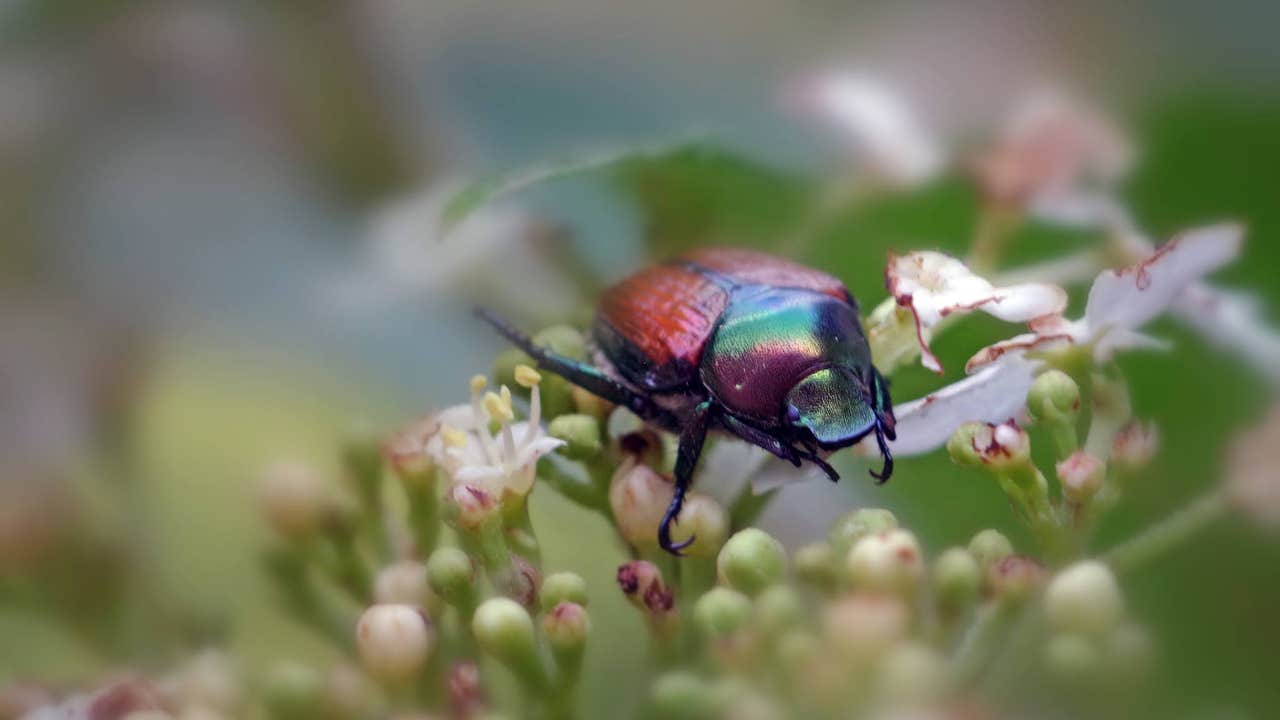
[785,368,878,448]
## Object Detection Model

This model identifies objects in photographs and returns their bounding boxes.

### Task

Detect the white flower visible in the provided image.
[425,374,564,502]
[886,251,1067,373]
[792,72,944,189]
[967,223,1244,372]
[971,90,1132,216]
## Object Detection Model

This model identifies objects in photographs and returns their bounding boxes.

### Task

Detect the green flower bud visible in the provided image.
[947,422,989,468]
[263,661,324,720]
[548,414,603,460]
[540,572,588,611]
[426,547,476,605]
[793,542,839,593]
[669,493,730,559]
[932,547,981,610]
[753,585,804,638]
[829,508,898,556]
[693,587,752,638]
[845,529,924,596]
[472,598,548,690]
[1027,370,1081,424]
[533,325,587,361]
[541,601,590,652]
[1044,560,1123,636]
[1044,632,1100,683]
[775,630,821,669]
[650,672,716,720]
[356,604,434,683]
[1056,451,1106,504]
[717,528,787,596]
[876,642,948,707]
[571,385,614,420]
[967,529,1014,572]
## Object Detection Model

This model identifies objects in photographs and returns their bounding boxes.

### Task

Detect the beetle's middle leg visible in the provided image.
[659,400,715,556]
[475,307,677,425]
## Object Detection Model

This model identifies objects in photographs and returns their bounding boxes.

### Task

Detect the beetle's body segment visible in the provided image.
[478,247,896,555]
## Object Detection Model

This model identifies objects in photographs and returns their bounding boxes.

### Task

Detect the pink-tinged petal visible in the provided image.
[888,356,1039,457]
[965,328,1076,373]
[1084,223,1244,334]
[887,251,1067,373]
[1172,285,1280,389]
[792,72,943,188]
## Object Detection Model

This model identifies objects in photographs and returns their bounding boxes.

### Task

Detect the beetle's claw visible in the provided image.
[868,423,894,484]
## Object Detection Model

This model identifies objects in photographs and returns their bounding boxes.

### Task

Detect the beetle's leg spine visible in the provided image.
[869,422,894,483]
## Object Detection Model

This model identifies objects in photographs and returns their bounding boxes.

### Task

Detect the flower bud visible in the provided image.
[1091,370,1132,422]
[175,649,242,716]
[845,529,923,596]
[650,672,716,720]
[1026,370,1081,424]
[693,587,752,638]
[532,326,587,419]
[1111,420,1158,475]
[1056,451,1106,503]
[548,414,603,460]
[1044,560,1123,636]
[753,585,804,638]
[824,594,909,664]
[609,460,674,547]
[259,458,329,538]
[263,662,324,720]
[793,542,838,592]
[356,604,433,683]
[540,572,588,611]
[426,547,476,606]
[932,547,981,610]
[948,420,1031,470]
[446,484,500,532]
[490,555,541,609]
[617,561,673,615]
[717,528,787,596]
[447,661,486,719]
[987,554,1045,602]
[472,598,548,691]
[669,493,730,559]
[374,561,435,608]
[967,529,1014,572]
[571,386,614,420]
[828,508,897,556]
[542,602,590,652]
[1044,632,1100,683]
[876,642,948,707]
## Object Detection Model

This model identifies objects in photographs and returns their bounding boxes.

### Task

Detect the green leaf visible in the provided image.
[439,139,706,232]
[611,145,814,257]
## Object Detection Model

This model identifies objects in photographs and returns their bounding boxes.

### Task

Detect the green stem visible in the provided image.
[1104,491,1227,574]
[966,205,1019,276]
[729,485,779,530]
[950,598,1019,688]
[405,480,441,559]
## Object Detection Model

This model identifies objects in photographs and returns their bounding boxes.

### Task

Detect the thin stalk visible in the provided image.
[1104,491,1227,573]
[729,485,779,530]
[950,598,1020,688]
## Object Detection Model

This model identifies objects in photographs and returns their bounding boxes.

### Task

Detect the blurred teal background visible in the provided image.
[1,1,1278,718]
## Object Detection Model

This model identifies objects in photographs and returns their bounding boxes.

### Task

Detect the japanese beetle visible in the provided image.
[478,247,895,555]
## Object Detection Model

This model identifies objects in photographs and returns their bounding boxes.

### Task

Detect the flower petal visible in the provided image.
[888,355,1039,457]
[1084,223,1244,335]
[887,251,1067,373]
[1172,284,1280,389]
[794,72,943,188]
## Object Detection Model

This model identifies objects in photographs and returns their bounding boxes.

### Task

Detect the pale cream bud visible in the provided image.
[845,529,924,596]
[356,604,434,683]
[1044,560,1124,636]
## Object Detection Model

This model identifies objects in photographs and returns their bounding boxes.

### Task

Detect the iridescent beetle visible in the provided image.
[478,247,895,555]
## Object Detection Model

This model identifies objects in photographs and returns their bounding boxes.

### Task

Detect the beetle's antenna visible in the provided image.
[869,422,894,483]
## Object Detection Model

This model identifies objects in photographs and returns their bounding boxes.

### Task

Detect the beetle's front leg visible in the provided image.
[659,400,716,556]
[719,414,841,482]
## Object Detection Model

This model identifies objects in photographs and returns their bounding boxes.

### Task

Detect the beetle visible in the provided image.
[477,247,895,555]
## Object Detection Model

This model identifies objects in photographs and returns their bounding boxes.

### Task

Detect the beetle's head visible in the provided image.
[784,365,897,481]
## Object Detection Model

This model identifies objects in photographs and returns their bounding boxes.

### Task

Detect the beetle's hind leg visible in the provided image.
[475,307,674,423]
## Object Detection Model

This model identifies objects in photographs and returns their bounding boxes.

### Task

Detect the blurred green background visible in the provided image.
[1,1,1278,718]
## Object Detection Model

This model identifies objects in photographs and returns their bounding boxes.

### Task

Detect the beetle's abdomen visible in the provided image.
[701,287,871,423]
[596,264,729,389]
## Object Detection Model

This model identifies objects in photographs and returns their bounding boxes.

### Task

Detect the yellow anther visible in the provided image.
[469,374,488,394]
[441,425,468,448]
[483,391,514,423]
[514,364,542,388]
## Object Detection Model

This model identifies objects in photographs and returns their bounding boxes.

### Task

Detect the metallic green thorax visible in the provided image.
[699,286,880,446]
